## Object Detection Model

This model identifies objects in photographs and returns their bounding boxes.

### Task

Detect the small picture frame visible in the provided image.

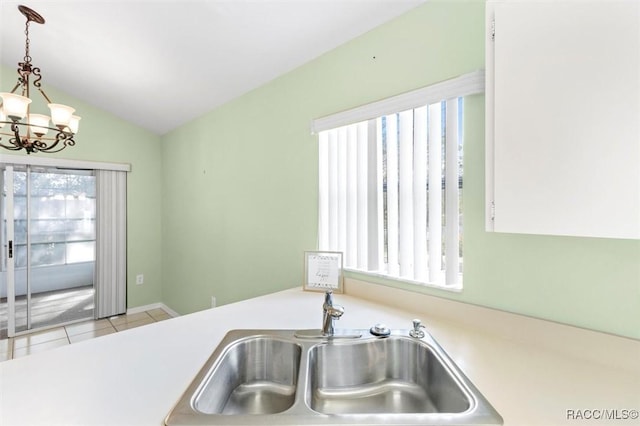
[303,251,343,293]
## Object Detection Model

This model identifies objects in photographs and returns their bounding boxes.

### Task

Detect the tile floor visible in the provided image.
[0,308,173,362]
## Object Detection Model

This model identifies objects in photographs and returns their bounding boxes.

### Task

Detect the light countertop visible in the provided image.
[1,285,639,426]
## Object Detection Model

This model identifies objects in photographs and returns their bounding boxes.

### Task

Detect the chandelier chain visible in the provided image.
[24,20,32,64]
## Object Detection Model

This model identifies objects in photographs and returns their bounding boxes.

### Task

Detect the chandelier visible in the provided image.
[0,5,80,154]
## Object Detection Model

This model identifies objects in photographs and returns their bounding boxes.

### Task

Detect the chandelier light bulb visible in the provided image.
[48,103,75,129]
[28,113,50,137]
[0,93,32,120]
[68,115,81,134]
[0,107,5,128]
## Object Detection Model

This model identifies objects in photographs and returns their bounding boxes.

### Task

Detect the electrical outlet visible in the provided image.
[211,296,217,308]
[136,274,144,285]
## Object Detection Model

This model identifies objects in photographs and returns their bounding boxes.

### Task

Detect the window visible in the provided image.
[314,71,483,289]
[5,168,96,269]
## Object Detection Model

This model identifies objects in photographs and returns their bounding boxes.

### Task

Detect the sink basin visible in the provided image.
[165,329,502,425]
[193,336,301,415]
[307,337,470,415]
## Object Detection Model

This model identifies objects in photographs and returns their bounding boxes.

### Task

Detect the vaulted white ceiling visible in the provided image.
[1,1,424,135]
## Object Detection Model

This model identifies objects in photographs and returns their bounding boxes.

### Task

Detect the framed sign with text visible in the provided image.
[303,251,343,293]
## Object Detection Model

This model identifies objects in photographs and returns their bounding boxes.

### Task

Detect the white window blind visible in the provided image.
[315,71,483,288]
[95,170,127,318]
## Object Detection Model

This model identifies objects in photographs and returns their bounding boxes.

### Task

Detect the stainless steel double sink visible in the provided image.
[165,329,502,425]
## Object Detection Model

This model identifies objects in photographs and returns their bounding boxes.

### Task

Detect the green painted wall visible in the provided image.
[157,0,638,339]
[1,64,163,309]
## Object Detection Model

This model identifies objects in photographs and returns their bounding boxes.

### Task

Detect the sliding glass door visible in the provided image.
[0,165,96,337]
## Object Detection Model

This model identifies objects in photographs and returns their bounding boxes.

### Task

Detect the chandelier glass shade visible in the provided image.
[0,5,80,154]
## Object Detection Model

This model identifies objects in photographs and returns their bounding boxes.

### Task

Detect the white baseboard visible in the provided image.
[127,302,179,318]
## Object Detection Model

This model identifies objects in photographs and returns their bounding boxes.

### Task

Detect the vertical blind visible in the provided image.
[318,100,463,286]
[95,170,127,318]
[314,71,483,287]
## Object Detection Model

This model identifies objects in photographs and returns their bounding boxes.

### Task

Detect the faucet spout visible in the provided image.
[322,291,344,336]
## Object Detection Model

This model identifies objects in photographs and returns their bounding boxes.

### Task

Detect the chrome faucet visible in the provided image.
[322,291,344,336]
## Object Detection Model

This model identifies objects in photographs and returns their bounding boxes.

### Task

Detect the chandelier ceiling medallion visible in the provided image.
[0,5,80,154]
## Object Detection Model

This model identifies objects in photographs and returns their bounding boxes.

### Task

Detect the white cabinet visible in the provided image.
[485,0,640,239]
